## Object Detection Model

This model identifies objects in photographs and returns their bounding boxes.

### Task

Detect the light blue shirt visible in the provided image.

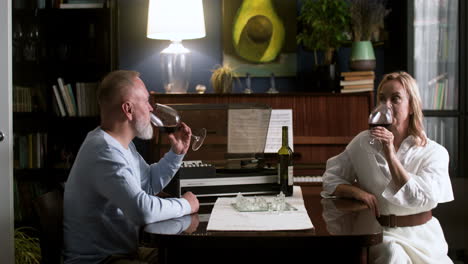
[63,127,191,264]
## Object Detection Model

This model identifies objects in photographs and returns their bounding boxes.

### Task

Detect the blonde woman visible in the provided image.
[322,71,454,263]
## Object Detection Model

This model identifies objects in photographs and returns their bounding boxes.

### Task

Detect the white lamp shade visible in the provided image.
[147,0,206,41]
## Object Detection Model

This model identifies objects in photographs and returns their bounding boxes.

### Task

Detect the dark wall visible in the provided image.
[383,0,408,73]
[117,0,405,94]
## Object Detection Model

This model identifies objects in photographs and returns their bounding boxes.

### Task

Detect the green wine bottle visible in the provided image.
[278,126,293,196]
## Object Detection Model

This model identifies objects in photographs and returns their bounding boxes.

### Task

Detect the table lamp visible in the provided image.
[147,0,206,93]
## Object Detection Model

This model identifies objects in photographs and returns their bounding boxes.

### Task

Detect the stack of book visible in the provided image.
[13,133,47,169]
[13,86,46,113]
[427,73,449,110]
[340,71,375,93]
[13,86,33,112]
[52,77,99,117]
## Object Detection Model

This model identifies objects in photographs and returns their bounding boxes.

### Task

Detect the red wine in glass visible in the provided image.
[360,104,393,153]
[150,103,206,151]
[159,126,178,134]
[369,123,392,129]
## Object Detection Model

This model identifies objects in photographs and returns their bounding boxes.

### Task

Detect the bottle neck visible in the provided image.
[282,126,288,147]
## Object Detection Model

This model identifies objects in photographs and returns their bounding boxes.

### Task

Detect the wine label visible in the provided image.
[288,165,293,185]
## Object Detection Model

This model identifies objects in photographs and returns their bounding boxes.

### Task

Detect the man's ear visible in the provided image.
[122,101,133,121]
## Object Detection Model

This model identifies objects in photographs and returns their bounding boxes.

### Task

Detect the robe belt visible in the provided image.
[377,211,432,227]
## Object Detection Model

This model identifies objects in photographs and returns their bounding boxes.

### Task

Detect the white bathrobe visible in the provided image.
[322,131,454,264]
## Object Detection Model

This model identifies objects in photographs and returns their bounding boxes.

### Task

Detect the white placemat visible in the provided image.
[207,186,314,231]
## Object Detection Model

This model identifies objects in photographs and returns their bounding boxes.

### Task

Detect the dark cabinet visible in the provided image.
[12,2,117,224]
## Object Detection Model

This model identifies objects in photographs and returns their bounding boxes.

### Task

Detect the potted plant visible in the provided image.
[297,0,349,65]
[15,227,41,264]
[297,0,350,91]
[348,0,391,70]
[210,64,238,94]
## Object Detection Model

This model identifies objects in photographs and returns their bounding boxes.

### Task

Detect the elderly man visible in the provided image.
[63,70,199,264]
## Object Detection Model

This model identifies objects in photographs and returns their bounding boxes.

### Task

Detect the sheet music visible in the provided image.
[227,109,270,153]
[264,109,293,153]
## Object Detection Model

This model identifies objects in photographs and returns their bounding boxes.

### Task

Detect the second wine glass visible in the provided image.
[360,104,393,153]
[150,103,206,151]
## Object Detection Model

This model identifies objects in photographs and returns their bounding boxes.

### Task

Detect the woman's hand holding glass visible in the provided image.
[370,125,396,158]
[360,104,393,154]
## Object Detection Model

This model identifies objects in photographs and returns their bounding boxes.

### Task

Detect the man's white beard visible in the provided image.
[135,117,153,140]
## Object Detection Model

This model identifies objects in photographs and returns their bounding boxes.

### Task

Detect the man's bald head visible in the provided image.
[97,70,141,113]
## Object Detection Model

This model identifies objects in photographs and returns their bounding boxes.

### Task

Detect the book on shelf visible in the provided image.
[52,84,67,117]
[29,133,43,169]
[340,71,375,77]
[340,79,374,86]
[59,2,104,9]
[67,83,78,114]
[14,132,47,169]
[57,81,78,117]
[57,78,74,116]
[76,83,82,116]
[52,79,99,117]
[76,82,99,116]
[343,75,375,81]
[433,79,447,110]
[28,134,33,169]
[426,73,449,110]
[13,86,33,112]
[13,86,47,113]
[340,71,375,93]
[342,84,374,90]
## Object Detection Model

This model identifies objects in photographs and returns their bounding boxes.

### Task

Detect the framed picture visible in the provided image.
[222,0,297,77]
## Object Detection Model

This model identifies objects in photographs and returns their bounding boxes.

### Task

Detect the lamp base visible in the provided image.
[160,41,191,93]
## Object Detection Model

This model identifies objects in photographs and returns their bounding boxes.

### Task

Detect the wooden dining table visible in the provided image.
[141,185,383,264]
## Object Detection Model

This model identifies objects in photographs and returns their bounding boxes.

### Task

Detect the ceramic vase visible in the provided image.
[349,41,376,71]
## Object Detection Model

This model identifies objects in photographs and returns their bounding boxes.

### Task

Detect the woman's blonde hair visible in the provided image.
[376,71,427,146]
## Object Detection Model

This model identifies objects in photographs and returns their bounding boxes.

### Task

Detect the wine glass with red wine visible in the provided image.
[150,103,206,151]
[360,104,393,153]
